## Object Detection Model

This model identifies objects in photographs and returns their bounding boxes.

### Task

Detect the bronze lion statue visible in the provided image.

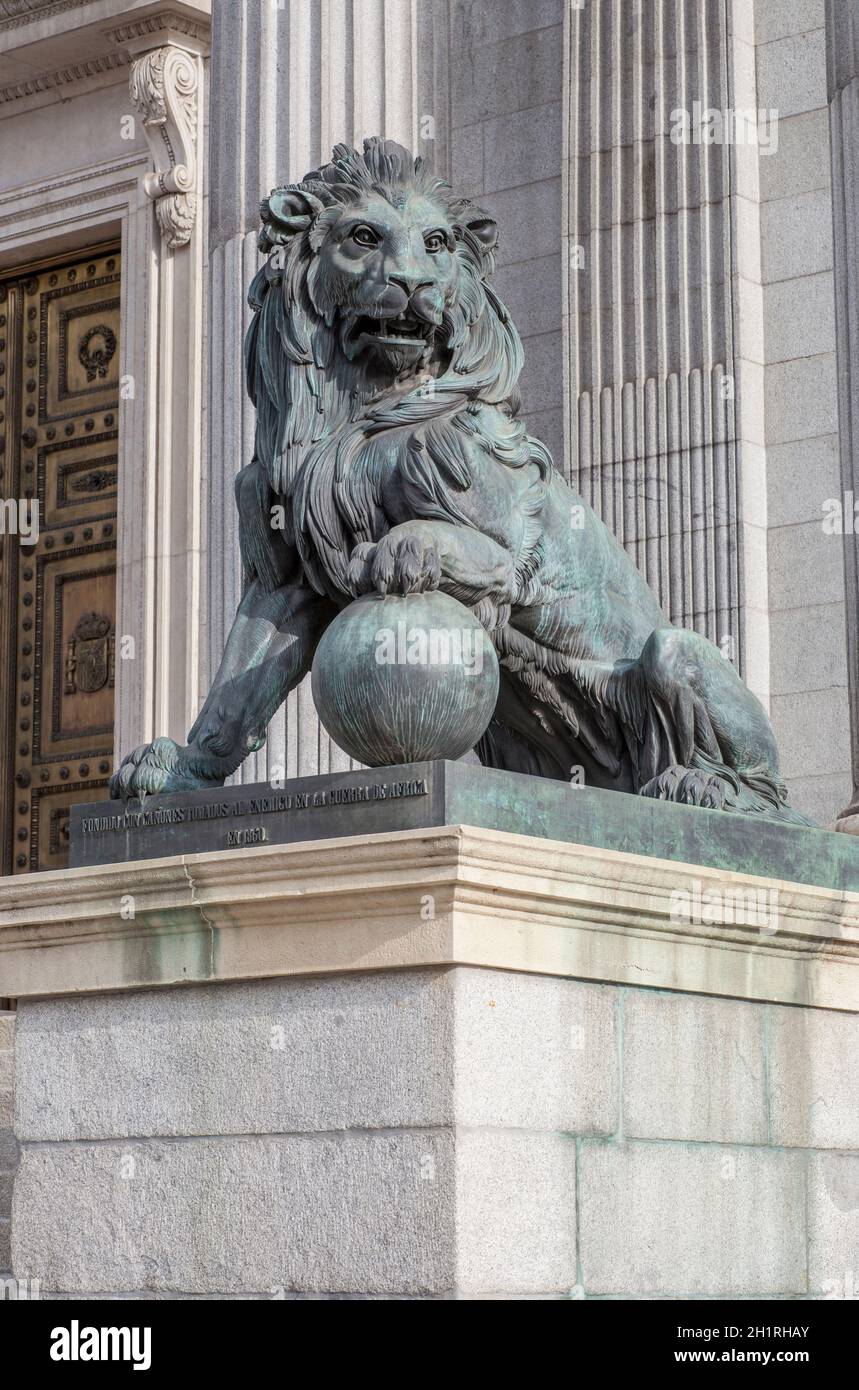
[112,137,810,824]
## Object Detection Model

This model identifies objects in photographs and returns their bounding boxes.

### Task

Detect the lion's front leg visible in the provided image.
[349,520,516,609]
[110,580,330,799]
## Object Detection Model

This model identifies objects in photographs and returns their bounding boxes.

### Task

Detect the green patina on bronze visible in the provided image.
[110,138,812,829]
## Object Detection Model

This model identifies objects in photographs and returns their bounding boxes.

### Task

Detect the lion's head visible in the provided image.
[246,138,525,498]
[258,137,498,380]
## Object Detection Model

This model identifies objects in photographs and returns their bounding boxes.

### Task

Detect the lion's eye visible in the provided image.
[352,225,380,247]
[424,231,447,254]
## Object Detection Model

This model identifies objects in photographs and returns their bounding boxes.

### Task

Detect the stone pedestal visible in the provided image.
[2,823,859,1299]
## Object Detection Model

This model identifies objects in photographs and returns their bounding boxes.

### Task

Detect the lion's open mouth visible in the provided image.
[346,311,435,354]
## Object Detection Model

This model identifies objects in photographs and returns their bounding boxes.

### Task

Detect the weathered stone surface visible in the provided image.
[760,190,834,284]
[806,1150,859,1297]
[579,1142,806,1296]
[769,605,849,695]
[482,103,563,193]
[14,972,455,1142]
[762,272,836,363]
[455,1131,576,1294]
[756,29,827,119]
[0,1048,12,1127]
[771,688,852,781]
[454,973,616,1135]
[13,1132,457,1295]
[767,520,846,612]
[0,1130,17,1172]
[759,109,831,203]
[0,1018,14,1183]
[15,969,619,1144]
[622,991,767,1144]
[755,0,824,45]
[768,1005,859,1148]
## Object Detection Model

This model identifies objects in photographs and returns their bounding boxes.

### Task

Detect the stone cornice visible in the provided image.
[0,0,99,31]
[104,9,210,50]
[0,48,127,104]
[0,7,210,108]
[1,825,857,1010]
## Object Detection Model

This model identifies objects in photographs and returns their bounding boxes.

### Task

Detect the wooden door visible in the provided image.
[0,246,120,874]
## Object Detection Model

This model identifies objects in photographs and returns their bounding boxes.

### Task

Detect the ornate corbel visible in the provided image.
[129,44,199,249]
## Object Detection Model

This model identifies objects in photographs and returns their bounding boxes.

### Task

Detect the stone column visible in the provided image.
[206,0,447,784]
[562,0,740,658]
[826,0,859,825]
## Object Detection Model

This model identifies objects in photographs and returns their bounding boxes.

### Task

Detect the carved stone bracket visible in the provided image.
[129,45,199,250]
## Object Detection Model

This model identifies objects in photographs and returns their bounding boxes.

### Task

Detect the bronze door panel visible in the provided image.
[0,247,120,874]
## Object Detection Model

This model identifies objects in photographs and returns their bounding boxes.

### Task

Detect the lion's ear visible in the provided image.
[453,207,499,270]
[259,186,324,251]
[456,208,498,252]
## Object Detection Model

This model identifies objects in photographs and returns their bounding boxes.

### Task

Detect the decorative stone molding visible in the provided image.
[0,50,128,105]
[0,0,98,29]
[129,44,199,250]
[104,10,210,48]
[1,825,857,1011]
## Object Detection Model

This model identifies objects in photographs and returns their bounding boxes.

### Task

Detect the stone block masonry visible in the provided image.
[10,973,859,1298]
[3,824,858,1299]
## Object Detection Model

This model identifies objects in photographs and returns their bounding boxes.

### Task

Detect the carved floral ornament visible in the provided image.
[129,44,198,250]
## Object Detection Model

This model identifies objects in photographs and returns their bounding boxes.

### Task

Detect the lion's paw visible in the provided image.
[109,737,216,801]
[350,532,442,597]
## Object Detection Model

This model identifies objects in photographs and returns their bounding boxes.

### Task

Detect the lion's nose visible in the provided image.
[388,274,434,298]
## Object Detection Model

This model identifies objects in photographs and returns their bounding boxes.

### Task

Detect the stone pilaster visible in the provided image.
[206,0,447,783]
[826,0,859,823]
[104,8,211,755]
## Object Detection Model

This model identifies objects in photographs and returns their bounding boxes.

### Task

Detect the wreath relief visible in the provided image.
[78,324,117,382]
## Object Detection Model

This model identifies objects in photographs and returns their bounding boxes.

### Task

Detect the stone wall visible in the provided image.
[10,970,858,1299]
[730,0,852,824]
[0,1012,15,1279]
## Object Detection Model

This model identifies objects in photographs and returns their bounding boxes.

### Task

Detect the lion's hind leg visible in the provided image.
[631,627,814,824]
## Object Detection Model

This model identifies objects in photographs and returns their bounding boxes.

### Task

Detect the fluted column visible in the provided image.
[206,0,448,784]
[826,0,859,821]
[562,0,740,660]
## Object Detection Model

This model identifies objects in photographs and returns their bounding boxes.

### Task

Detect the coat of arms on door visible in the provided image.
[64,612,115,696]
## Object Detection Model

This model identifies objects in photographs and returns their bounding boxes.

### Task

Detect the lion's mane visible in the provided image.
[241,138,551,601]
